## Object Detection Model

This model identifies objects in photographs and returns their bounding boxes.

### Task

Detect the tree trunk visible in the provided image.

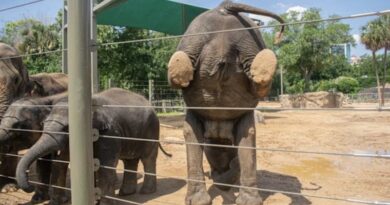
[373,52,383,106]
[382,47,388,106]
[303,68,311,93]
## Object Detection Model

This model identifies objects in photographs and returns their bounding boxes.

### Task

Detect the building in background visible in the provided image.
[330,43,352,61]
[350,55,361,65]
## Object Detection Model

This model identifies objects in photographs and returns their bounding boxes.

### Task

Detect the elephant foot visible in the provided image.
[139,182,156,194]
[1,183,18,193]
[249,49,277,98]
[236,189,262,205]
[185,189,212,205]
[118,185,137,196]
[168,51,194,88]
[31,190,50,204]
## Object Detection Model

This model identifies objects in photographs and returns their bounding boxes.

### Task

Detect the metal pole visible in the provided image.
[68,0,95,204]
[61,0,68,73]
[149,79,153,104]
[91,0,99,93]
[280,65,284,95]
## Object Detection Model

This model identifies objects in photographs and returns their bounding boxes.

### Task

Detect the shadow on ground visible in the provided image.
[208,170,312,205]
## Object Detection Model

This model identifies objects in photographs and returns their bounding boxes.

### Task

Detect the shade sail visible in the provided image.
[96,0,208,35]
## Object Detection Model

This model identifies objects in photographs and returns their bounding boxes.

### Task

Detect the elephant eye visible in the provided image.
[13,76,19,85]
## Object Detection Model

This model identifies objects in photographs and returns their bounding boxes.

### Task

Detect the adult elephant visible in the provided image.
[0,42,68,117]
[0,42,29,118]
[167,1,284,205]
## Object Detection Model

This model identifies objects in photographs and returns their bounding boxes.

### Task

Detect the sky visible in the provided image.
[0,0,389,57]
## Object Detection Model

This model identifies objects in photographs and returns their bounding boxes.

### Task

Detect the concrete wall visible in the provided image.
[280,91,344,108]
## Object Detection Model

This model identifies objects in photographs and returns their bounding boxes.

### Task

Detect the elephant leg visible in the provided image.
[204,142,239,191]
[235,112,262,205]
[184,111,211,205]
[249,49,277,98]
[0,150,18,192]
[31,154,52,204]
[49,149,70,205]
[119,158,139,196]
[168,51,194,88]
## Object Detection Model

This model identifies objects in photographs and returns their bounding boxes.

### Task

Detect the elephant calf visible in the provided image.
[16,88,170,205]
[0,93,67,203]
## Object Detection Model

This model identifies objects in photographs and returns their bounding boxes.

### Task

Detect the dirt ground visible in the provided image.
[1,102,389,205]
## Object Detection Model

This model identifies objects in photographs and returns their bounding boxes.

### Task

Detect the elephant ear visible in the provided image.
[25,80,45,97]
[92,109,111,133]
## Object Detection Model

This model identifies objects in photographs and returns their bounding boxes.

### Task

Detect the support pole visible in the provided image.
[280,65,284,95]
[68,0,95,204]
[91,0,99,93]
[149,79,154,104]
[61,0,68,73]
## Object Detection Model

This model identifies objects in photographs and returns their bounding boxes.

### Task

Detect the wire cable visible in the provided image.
[0,0,45,13]
[99,135,390,159]
[98,10,390,47]
[0,152,69,164]
[100,166,390,205]
[0,174,71,191]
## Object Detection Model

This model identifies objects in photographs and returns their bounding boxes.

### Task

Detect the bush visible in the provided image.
[335,76,360,93]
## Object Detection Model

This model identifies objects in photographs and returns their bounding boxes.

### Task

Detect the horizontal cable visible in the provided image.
[0,174,71,191]
[1,10,389,60]
[1,103,389,111]
[0,49,65,61]
[0,152,69,164]
[100,166,390,205]
[98,10,390,47]
[101,195,143,205]
[99,135,390,159]
[0,127,68,135]
[1,126,388,160]
[0,0,45,13]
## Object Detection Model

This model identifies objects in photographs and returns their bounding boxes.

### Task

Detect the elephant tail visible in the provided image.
[158,143,172,157]
[222,1,285,43]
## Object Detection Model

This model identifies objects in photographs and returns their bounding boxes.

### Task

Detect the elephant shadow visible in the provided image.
[112,172,186,205]
[208,170,313,205]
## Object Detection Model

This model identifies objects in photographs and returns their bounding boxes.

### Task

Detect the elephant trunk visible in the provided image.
[223,1,285,40]
[15,133,61,193]
[0,129,11,142]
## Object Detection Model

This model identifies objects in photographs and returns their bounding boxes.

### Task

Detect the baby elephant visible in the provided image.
[15,88,169,205]
[0,93,67,203]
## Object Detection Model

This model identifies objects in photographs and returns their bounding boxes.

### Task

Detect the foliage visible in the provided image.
[266,9,355,93]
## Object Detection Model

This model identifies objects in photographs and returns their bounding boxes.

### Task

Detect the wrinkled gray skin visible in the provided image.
[0,93,67,204]
[0,43,29,118]
[0,43,67,117]
[168,1,284,205]
[16,88,164,205]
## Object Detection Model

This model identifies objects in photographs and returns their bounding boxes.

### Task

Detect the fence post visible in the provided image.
[68,0,95,204]
[91,0,99,94]
[149,79,154,104]
[61,0,68,74]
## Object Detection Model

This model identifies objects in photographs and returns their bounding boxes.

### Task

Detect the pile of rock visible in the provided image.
[280,91,344,108]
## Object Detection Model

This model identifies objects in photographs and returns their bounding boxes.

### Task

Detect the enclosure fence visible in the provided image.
[0,0,390,205]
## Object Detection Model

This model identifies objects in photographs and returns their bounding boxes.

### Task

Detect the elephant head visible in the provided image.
[0,94,65,189]
[0,43,29,118]
[15,100,69,192]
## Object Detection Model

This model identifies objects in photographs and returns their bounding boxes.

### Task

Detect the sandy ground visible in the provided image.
[1,102,389,205]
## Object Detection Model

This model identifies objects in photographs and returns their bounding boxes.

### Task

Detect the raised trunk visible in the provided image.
[372,52,383,107]
[15,134,60,193]
[382,47,388,106]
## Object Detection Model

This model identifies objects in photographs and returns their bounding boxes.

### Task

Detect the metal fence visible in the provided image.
[0,1,390,205]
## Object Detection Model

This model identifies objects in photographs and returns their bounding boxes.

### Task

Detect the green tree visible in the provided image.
[361,16,390,105]
[266,9,355,93]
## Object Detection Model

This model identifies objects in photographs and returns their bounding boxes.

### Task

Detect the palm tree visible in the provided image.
[379,15,390,105]
[361,20,385,106]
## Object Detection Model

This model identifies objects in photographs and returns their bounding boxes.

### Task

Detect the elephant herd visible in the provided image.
[0,1,284,204]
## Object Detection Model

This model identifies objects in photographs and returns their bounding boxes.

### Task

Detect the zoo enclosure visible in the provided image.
[0,0,390,205]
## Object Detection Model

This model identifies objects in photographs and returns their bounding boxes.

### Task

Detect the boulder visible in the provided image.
[280,91,344,108]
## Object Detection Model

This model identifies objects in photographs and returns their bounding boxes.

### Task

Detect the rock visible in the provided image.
[280,91,344,108]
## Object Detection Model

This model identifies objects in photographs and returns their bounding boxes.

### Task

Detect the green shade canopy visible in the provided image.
[96,0,208,35]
